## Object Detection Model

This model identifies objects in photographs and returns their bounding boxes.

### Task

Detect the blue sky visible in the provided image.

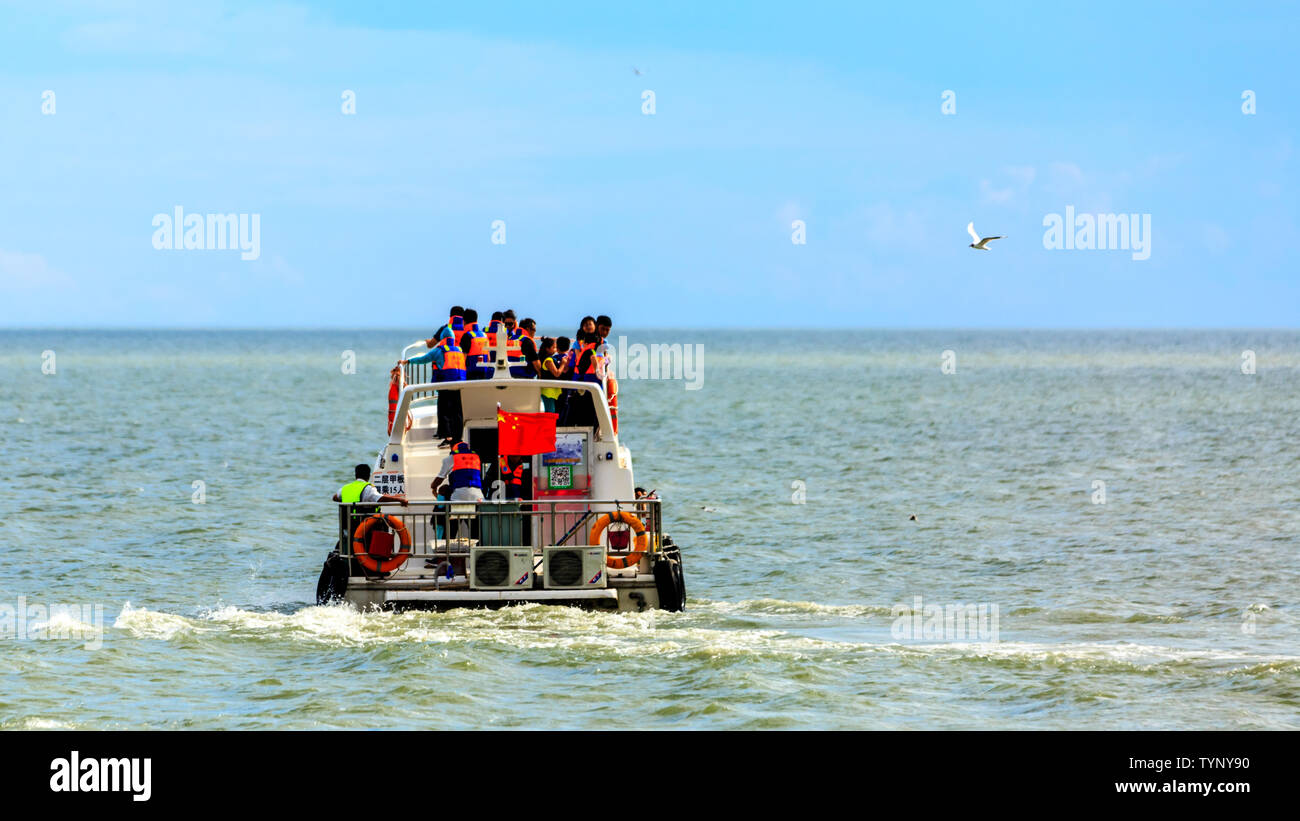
[0,0,1296,328]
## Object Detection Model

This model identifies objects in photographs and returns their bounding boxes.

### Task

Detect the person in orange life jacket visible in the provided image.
[558,331,602,428]
[458,308,493,379]
[425,305,465,348]
[387,364,401,435]
[402,336,465,445]
[509,317,538,378]
[431,441,485,502]
[554,331,579,425]
[575,315,596,344]
[501,315,523,370]
[499,455,527,500]
[561,332,604,387]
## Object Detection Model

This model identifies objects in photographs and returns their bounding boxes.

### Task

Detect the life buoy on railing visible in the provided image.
[352,514,412,574]
[591,511,649,569]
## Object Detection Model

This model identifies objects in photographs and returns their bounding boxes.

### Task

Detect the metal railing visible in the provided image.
[338,498,662,577]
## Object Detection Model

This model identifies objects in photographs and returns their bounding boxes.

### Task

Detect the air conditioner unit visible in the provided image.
[543,546,606,589]
[470,547,534,590]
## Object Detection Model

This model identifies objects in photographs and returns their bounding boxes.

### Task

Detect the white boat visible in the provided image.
[315,331,687,612]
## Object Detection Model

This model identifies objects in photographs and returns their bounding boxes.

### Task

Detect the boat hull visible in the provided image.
[340,578,664,612]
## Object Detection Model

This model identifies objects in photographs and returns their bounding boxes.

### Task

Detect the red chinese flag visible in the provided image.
[497,410,558,455]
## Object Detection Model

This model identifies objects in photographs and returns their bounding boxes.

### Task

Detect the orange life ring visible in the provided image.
[591,511,649,569]
[352,514,412,574]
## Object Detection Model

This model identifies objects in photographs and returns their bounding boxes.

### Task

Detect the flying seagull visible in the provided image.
[632,67,643,76]
[967,222,1004,250]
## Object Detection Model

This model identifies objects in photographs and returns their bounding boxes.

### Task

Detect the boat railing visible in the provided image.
[337,498,662,567]
[400,340,435,388]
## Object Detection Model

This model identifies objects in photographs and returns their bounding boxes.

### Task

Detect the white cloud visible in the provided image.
[980,165,1037,205]
[0,250,75,291]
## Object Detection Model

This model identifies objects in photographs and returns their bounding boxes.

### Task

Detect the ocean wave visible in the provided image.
[100,602,1300,681]
[699,598,897,619]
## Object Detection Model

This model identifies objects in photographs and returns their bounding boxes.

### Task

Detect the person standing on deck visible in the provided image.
[511,317,539,378]
[558,331,602,428]
[426,306,464,348]
[333,463,407,507]
[595,315,614,376]
[540,336,565,414]
[500,455,526,500]
[485,311,506,350]
[403,335,466,445]
[459,308,492,379]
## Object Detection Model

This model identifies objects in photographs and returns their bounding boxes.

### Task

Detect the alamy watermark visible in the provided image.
[1043,206,1150,260]
[50,751,151,801]
[609,335,704,390]
[1,597,104,650]
[152,206,260,260]
[891,595,1000,642]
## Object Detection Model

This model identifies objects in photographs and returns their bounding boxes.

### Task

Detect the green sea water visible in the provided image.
[1,329,1298,729]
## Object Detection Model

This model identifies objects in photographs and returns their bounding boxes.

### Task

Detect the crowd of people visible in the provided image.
[399,306,619,445]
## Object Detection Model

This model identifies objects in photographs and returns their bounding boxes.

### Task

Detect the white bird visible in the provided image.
[967,222,1004,250]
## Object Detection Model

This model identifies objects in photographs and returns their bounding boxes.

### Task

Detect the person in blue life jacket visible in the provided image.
[403,335,465,445]
[484,311,506,351]
[546,335,572,419]
[458,308,493,379]
[425,306,464,348]
[431,441,485,502]
[558,330,603,428]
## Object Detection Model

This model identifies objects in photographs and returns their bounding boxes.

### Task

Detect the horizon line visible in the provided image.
[1,325,1298,333]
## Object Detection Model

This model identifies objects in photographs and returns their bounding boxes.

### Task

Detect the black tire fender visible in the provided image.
[653,547,686,612]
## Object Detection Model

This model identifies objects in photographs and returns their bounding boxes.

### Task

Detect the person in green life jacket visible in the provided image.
[332,463,408,507]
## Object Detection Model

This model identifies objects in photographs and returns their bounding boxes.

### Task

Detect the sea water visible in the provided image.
[1,329,1297,729]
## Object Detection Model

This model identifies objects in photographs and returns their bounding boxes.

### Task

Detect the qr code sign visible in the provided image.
[548,465,572,489]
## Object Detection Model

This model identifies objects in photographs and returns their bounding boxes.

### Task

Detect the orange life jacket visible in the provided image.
[450,451,482,489]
